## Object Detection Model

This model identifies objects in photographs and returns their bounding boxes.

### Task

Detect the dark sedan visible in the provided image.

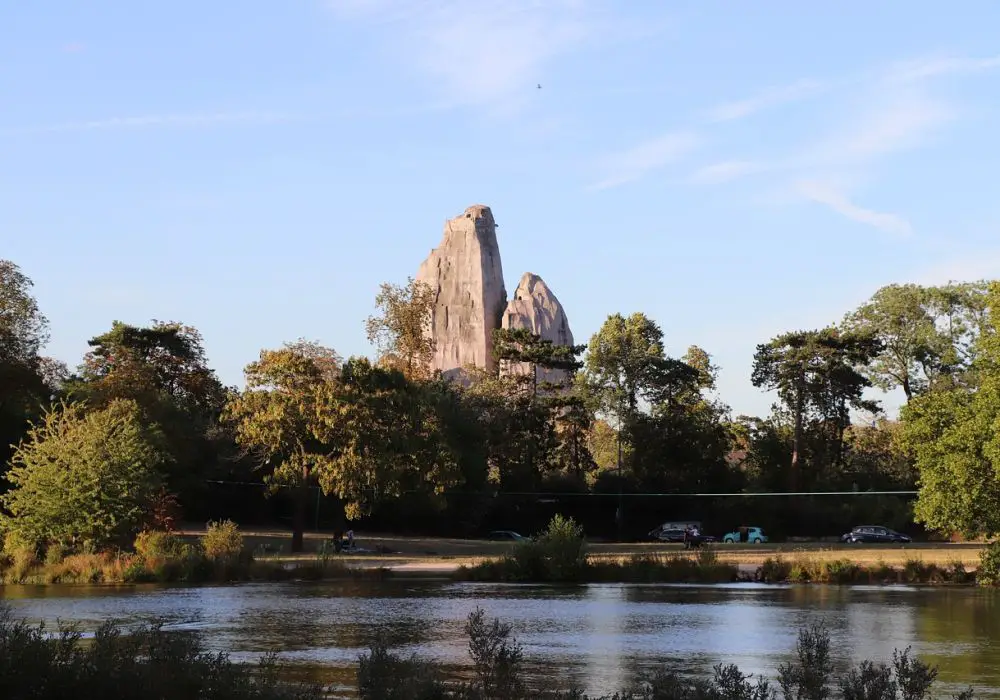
[841,526,911,544]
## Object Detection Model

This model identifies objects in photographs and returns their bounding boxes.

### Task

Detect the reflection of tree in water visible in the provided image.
[914,588,1000,691]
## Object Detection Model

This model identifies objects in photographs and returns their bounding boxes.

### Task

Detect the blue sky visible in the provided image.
[3,1,1000,419]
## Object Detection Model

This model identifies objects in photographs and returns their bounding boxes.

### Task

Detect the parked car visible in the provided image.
[653,528,688,543]
[648,521,702,541]
[652,527,717,545]
[488,530,528,542]
[841,526,911,544]
[722,526,768,544]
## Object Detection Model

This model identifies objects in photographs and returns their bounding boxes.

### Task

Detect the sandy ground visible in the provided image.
[177,525,985,574]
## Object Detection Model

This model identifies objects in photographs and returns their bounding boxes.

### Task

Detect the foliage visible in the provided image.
[901,282,1000,538]
[0,260,52,475]
[0,603,322,700]
[751,328,882,489]
[366,277,437,380]
[1,400,167,551]
[976,542,1000,586]
[64,319,230,513]
[134,530,183,563]
[202,519,244,561]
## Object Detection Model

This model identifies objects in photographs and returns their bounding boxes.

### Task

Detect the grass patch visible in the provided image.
[755,555,975,585]
[0,525,392,585]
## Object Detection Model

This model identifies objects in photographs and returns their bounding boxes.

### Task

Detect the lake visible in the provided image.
[3,581,999,698]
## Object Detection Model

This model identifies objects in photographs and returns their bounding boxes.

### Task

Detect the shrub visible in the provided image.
[535,514,586,581]
[978,541,1000,586]
[759,556,792,583]
[134,530,183,563]
[0,400,167,552]
[202,520,244,562]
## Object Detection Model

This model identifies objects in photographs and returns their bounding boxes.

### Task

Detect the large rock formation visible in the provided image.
[416,205,507,379]
[500,272,575,386]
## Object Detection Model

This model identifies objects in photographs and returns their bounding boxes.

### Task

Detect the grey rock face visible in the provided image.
[500,272,575,386]
[416,205,508,379]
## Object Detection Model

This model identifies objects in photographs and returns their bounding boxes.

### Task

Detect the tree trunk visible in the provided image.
[291,465,309,553]
[901,375,912,402]
[790,387,803,492]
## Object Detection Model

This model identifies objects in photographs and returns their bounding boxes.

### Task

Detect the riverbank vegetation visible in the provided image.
[2,258,1000,560]
[0,520,389,585]
[0,601,976,699]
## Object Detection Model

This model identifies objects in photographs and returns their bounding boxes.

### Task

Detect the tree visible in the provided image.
[493,327,585,397]
[843,282,991,401]
[751,328,882,489]
[66,320,229,510]
[0,400,167,551]
[312,358,463,519]
[365,278,436,380]
[901,282,1000,537]
[0,261,51,474]
[223,345,336,552]
[0,260,48,364]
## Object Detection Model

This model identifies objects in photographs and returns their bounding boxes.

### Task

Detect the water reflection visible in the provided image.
[3,582,1000,698]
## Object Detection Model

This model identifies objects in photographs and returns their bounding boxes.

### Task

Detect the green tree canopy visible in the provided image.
[0,261,51,474]
[1,399,167,551]
[751,328,882,488]
[902,281,1000,537]
[365,277,437,380]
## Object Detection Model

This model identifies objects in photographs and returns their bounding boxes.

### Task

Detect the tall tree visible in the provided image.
[492,327,585,397]
[901,282,1000,538]
[223,345,337,552]
[751,328,882,489]
[67,320,228,509]
[365,277,437,380]
[843,282,991,401]
[583,312,670,481]
[0,261,50,473]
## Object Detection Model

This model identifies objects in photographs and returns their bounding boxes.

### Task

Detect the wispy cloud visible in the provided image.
[690,160,769,185]
[0,111,300,136]
[810,88,956,164]
[327,0,605,111]
[706,79,826,122]
[887,54,1000,82]
[62,42,86,53]
[796,181,912,237]
[590,131,700,190]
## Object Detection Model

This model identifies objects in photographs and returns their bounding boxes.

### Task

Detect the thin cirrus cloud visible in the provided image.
[689,160,770,185]
[796,181,913,237]
[326,0,604,110]
[704,79,827,122]
[589,131,701,191]
[886,53,1000,82]
[0,111,301,136]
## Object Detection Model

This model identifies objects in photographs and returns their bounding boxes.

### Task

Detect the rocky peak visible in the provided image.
[415,205,507,380]
[500,272,575,385]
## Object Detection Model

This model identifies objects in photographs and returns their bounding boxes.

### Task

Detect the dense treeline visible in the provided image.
[1,258,997,553]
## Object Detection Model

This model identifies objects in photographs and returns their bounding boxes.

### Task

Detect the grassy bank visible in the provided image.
[756,555,976,585]
[456,549,742,584]
[0,522,391,585]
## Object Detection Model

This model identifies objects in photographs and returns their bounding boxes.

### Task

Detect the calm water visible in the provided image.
[3,581,999,698]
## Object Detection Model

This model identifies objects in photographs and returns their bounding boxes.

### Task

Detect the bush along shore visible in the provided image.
[0,520,390,585]
[454,516,1000,587]
[0,602,978,699]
